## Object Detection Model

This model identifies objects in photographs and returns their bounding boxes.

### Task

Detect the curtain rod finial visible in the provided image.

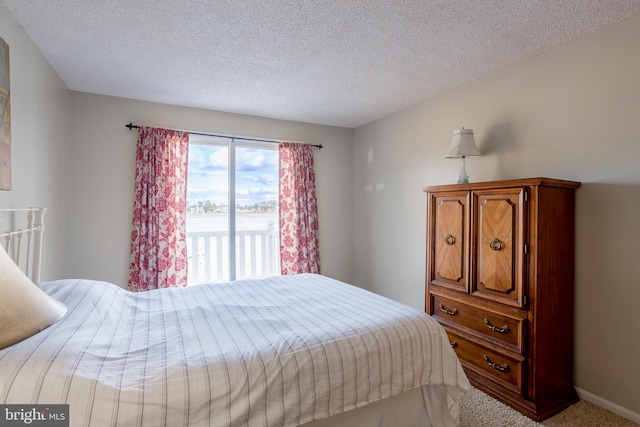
[126,122,139,130]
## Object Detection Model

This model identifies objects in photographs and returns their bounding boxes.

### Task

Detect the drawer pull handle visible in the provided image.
[450,341,458,348]
[439,303,458,316]
[483,355,510,372]
[489,238,503,251]
[444,234,456,245]
[484,318,511,334]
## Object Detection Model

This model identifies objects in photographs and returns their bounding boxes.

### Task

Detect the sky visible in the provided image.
[187,137,279,208]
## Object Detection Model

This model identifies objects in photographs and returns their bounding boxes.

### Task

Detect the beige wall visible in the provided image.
[67,92,354,287]
[354,13,640,416]
[0,4,70,280]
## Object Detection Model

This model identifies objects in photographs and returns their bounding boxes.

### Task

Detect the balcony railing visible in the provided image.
[186,221,280,284]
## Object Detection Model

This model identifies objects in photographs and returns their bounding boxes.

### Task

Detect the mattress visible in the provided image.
[0,273,469,426]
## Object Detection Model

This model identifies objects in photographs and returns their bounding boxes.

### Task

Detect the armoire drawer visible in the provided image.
[430,293,525,354]
[445,329,525,396]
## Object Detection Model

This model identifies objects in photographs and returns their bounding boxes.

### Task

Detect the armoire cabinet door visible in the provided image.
[428,191,469,292]
[471,188,526,308]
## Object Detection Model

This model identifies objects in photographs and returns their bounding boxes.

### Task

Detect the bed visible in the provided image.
[0,208,470,427]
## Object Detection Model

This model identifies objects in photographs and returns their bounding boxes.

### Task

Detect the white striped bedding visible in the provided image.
[0,274,469,426]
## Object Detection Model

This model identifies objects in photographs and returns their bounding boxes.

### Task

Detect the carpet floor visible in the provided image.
[459,387,639,426]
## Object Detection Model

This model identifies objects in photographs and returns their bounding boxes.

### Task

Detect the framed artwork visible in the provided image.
[0,37,10,190]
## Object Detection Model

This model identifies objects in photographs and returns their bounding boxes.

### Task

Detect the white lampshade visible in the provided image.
[444,128,480,158]
[444,128,481,184]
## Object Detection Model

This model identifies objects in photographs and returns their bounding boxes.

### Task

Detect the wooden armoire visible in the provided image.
[423,177,581,421]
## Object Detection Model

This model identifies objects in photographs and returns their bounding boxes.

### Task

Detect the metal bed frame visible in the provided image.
[0,207,45,283]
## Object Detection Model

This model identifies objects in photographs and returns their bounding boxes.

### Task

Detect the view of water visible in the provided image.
[186,213,278,232]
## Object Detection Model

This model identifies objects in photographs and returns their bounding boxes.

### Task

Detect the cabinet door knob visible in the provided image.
[439,303,458,315]
[489,238,503,251]
[450,341,458,348]
[444,234,456,245]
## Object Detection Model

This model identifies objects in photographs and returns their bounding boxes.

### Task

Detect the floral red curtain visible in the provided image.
[279,142,320,275]
[128,127,189,291]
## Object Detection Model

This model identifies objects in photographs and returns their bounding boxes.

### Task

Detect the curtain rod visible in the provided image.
[125,123,323,149]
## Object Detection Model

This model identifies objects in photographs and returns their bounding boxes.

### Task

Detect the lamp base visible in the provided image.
[457,157,470,184]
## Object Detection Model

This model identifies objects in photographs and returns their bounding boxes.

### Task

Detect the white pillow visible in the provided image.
[0,244,66,350]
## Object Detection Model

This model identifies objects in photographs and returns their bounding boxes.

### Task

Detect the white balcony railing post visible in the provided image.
[267,220,278,276]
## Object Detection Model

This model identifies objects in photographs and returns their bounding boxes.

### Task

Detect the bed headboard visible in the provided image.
[0,208,45,283]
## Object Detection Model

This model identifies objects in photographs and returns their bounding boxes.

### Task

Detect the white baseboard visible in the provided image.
[575,387,640,424]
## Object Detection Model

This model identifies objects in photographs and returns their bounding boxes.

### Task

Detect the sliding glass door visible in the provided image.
[186,135,280,284]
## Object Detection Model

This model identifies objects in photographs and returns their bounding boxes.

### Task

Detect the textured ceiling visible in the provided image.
[3,1,640,128]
